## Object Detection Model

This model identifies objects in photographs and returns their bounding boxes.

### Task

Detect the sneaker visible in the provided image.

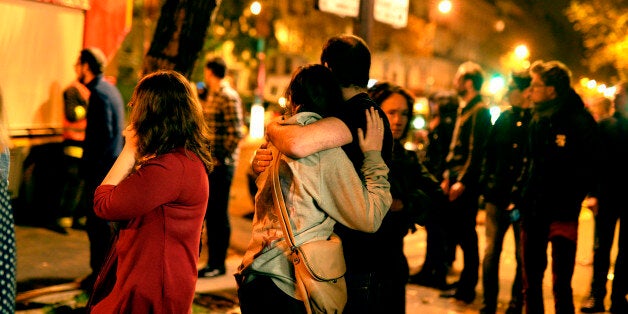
[198,266,226,278]
[580,296,605,313]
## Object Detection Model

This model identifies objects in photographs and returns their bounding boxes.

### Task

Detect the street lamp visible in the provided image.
[250,1,261,16]
[249,1,266,139]
[438,0,453,14]
[514,44,529,60]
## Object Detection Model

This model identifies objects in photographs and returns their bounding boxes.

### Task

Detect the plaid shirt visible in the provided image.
[202,82,245,166]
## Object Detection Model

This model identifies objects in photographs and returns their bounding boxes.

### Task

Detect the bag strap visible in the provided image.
[271,152,298,249]
[271,153,313,313]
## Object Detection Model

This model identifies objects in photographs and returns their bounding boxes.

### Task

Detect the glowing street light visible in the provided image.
[249,0,265,139]
[514,44,529,60]
[488,75,506,95]
[250,1,261,15]
[438,0,452,14]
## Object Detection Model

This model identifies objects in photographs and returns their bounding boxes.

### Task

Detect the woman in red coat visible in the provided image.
[90,71,213,313]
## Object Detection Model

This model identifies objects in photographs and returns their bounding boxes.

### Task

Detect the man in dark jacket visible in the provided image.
[439,61,492,304]
[480,71,532,314]
[76,48,125,293]
[581,82,628,314]
[253,35,394,313]
[514,60,598,314]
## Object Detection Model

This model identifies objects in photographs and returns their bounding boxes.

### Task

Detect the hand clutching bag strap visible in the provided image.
[271,152,347,314]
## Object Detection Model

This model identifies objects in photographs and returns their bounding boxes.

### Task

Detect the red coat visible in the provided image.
[92,148,209,313]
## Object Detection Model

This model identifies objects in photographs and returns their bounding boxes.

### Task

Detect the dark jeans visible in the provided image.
[380,254,409,314]
[84,176,114,275]
[238,275,306,314]
[590,198,621,299]
[522,219,577,314]
[204,163,234,270]
[482,202,523,311]
[610,209,628,312]
[445,188,480,296]
[419,208,448,282]
[343,271,383,314]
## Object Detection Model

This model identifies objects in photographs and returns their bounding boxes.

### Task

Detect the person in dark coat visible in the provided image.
[580,82,628,314]
[369,82,445,313]
[439,62,492,304]
[410,91,458,289]
[480,71,532,314]
[513,60,598,314]
[75,47,125,293]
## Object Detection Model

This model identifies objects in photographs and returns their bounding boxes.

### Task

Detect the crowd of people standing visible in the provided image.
[14,34,624,314]
[246,37,626,314]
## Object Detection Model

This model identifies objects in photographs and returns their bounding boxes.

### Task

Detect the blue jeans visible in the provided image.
[482,202,523,310]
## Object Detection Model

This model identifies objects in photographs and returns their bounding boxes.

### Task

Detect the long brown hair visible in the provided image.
[128,70,213,172]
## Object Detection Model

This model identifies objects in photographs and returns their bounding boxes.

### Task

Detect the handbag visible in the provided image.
[271,153,347,314]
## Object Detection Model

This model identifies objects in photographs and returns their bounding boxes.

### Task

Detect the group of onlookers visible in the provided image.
[61,33,626,314]
[245,35,628,314]
[410,61,627,314]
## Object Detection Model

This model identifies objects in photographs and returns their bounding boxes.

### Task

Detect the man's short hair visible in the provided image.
[205,57,227,79]
[80,48,107,75]
[530,60,572,97]
[320,34,371,88]
[456,61,485,91]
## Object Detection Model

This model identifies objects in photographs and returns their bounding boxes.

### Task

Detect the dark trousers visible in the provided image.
[343,271,382,314]
[522,219,577,314]
[590,198,621,299]
[610,209,628,312]
[482,202,523,311]
[238,276,306,314]
[446,188,480,296]
[84,176,113,275]
[419,209,449,282]
[204,164,234,269]
[380,254,409,314]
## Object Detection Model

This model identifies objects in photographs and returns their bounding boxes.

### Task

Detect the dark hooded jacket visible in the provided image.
[513,89,598,222]
[482,106,532,209]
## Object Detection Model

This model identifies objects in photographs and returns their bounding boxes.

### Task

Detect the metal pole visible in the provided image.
[355,0,374,47]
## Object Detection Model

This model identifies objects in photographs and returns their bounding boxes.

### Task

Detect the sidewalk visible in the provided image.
[14,136,603,313]
[15,221,249,314]
[15,212,600,314]
[15,138,262,313]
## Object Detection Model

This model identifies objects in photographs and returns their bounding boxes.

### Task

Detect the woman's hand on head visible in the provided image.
[122,125,138,156]
[358,107,384,153]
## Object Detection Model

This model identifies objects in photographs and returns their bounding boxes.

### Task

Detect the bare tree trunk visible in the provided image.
[142,0,218,78]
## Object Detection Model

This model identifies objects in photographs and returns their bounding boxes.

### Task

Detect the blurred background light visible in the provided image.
[249,103,265,139]
[490,106,501,125]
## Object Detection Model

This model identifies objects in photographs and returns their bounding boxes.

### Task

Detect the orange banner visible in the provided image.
[83,0,132,59]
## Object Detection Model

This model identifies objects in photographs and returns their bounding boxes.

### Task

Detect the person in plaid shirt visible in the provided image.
[198,57,245,278]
